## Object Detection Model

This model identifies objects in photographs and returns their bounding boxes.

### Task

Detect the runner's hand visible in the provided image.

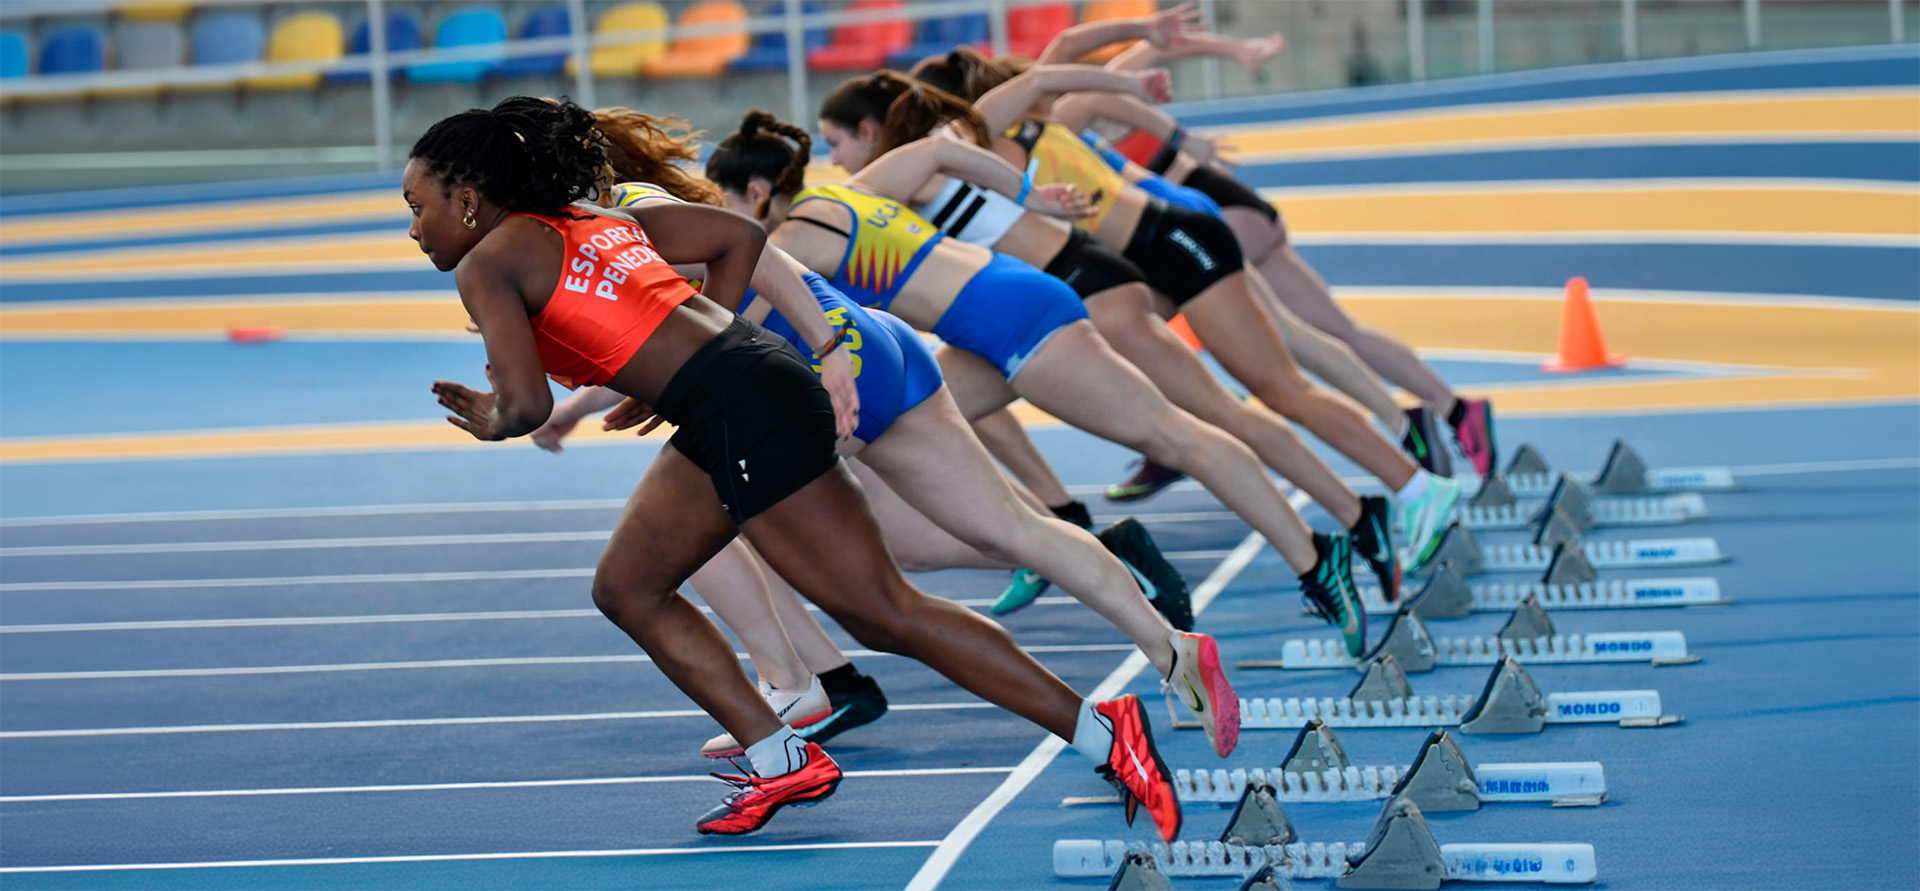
[1129,68,1174,104]
[1025,183,1097,220]
[1145,3,1203,48]
[817,346,861,444]
[530,410,580,453]
[603,397,667,437]
[432,380,503,441]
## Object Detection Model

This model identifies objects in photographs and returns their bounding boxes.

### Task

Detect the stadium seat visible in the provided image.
[0,30,29,78]
[1077,0,1157,63]
[191,11,267,67]
[494,4,571,77]
[113,20,187,71]
[1007,2,1073,58]
[408,7,508,84]
[728,0,825,73]
[806,0,909,72]
[330,11,424,84]
[247,11,345,89]
[886,11,988,70]
[582,2,669,78]
[38,25,107,75]
[645,0,750,79]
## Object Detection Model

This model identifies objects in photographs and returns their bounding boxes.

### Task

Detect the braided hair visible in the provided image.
[819,71,991,158]
[410,96,606,214]
[706,109,811,218]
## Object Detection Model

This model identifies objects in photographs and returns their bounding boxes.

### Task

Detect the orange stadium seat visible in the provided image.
[246,11,345,89]
[1077,0,1157,63]
[582,1,670,77]
[644,0,750,79]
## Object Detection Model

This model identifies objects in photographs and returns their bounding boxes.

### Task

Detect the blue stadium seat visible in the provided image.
[330,11,425,84]
[407,7,507,83]
[494,4,570,77]
[37,25,106,75]
[886,12,988,70]
[0,29,29,78]
[190,10,267,66]
[728,0,825,73]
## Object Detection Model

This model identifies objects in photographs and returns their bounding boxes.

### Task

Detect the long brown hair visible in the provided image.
[908,47,1016,103]
[819,71,991,157]
[590,107,724,207]
[706,109,812,218]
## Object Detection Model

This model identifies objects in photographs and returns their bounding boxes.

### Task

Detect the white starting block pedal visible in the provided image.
[1467,440,1737,498]
[1249,598,1698,671]
[1059,795,1597,887]
[1361,560,1729,617]
[1384,522,1726,577]
[1458,470,1707,531]
[1089,721,1607,808]
[1172,655,1680,733]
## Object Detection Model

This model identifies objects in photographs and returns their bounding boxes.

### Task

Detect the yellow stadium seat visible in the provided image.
[644,0,749,79]
[576,2,670,78]
[246,11,345,89]
[1078,0,1158,63]
[117,1,193,24]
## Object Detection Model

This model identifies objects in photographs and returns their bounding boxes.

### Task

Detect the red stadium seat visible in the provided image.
[806,0,909,72]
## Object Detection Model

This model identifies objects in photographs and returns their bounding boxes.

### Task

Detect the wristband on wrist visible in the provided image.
[811,323,849,361]
[1165,126,1187,152]
[1014,160,1037,205]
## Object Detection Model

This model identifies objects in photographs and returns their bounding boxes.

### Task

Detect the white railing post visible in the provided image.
[368,0,392,170]
[1407,0,1426,81]
[1622,0,1637,60]
[1198,0,1221,99]
[1893,0,1905,43]
[987,0,1009,58]
[785,0,808,126]
[566,0,595,110]
[1744,0,1761,49]
[1478,0,1494,73]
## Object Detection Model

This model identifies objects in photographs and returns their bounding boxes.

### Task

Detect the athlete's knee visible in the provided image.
[831,595,924,656]
[590,574,674,623]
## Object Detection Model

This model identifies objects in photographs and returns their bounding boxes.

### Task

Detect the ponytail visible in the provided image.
[707,109,812,218]
[907,47,1015,103]
[821,71,991,157]
[591,108,724,207]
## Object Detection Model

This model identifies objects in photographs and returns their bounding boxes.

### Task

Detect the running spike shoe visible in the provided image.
[990,568,1052,615]
[1450,398,1498,478]
[1099,518,1193,631]
[1397,475,1462,575]
[1093,694,1182,842]
[695,742,841,835]
[1299,532,1365,658]
[797,671,889,747]
[1401,406,1453,477]
[1105,459,1187,503]
[1051,499,1094,529]
[1349,494,1403,602]
[703,678,832,759]
[1164,631,1240,758]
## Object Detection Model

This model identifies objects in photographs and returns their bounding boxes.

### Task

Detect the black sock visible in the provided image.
[1446,398,1468,429]
[818,663,864,699]
[1049,500,1093,529]
[1299,532,1331,580]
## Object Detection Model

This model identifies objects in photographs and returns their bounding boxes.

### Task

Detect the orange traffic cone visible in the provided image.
[1168,314,1203,351]
[1542,277,1627,373]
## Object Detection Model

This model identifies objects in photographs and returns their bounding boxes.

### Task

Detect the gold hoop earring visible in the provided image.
[462,208,477,229]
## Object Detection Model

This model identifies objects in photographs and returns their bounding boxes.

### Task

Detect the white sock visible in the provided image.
[1391,413,1409,439]
[1069,699,1115,763]
[1395,469,1431,503]
[745,725,809,778]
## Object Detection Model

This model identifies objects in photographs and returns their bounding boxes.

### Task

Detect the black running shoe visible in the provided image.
[794,672,888,746]
[1105,459,1187,503]
[1401,407,1453,477]
[1099,518,1194,631]
[1050,500,1094,530]
[1298,532,1365,657]
[1349,494,1404,602]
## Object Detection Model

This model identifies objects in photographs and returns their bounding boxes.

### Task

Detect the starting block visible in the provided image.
[1250,600,1697,671]
[1057,796,1599,886]
[1171,656,1679,733]
[1110,721,1608,808]
[1465,440,1738,498]
[1456,471,1707,532]
[1381,523,1727,577]
[1360,560,1729,617]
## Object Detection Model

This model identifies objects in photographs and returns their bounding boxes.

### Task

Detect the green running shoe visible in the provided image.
[1397,475,1462,574]
[1299,532,1365,657]
[990,569,1051,615]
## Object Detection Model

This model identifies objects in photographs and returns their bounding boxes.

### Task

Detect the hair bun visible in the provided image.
[741,109,775,139]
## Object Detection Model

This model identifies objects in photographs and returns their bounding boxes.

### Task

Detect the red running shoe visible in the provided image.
[1093,695,1182,842]
[695,742,842,835]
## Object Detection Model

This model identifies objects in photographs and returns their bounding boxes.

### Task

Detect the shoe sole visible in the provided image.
[701,707,835,759]
[1404,486,1462,574]
[694,774,842,835]
[796,698,888,746]
[988,577,1051,616]
[1187,635,1240,758]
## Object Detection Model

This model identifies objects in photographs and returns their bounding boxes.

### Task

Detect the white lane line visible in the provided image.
[0,701,1001,739]
[0,644,1137,682]
[902,491,1294,891]
[1,766,1017,804]
[1289,231,1920,248]
[0,840,942,874]
[0,549,1235,595]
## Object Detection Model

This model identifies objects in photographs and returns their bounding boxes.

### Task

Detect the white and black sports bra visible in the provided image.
[911,176,1025,247]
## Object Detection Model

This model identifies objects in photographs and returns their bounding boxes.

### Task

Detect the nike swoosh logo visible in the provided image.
[1181,676,1206,714]
[1367,513,1391,563]
[1123,563,1157,604]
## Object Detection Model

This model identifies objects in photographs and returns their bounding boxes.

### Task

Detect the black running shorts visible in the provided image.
[1043,228,1149,300]
[1121,198,1245,305]
[1183,166,1279,223]
[655,316,839,524]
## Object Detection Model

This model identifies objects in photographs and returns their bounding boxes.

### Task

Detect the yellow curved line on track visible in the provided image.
[0,297,466,335]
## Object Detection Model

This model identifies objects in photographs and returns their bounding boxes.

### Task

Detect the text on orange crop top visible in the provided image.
[517,211,697,389]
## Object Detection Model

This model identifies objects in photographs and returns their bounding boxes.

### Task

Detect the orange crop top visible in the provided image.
[518,211,697,389]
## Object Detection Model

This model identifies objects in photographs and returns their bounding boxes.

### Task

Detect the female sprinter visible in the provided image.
[408,96,1182,841]
[904,52,1463,580]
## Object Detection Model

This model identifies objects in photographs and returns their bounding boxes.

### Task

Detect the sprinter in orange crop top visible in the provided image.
[404,96,1182,842]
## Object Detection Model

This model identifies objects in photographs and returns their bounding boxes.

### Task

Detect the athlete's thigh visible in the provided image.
[857,386,1035,535]
[935,344,1019,421]
[600,442,740,594]
[739,462,917,620]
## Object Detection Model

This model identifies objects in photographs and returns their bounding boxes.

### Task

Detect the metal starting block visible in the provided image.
[1456,470,1707,532]
[1058,795,1599,887]
[1172,656,1679,733]
[1463,439,1738,498]
[1379,522,1726,577]
[1251,600,1697,671]
[1359,560,1729,616]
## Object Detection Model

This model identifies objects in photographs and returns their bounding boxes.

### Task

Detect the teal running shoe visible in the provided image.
[1299,532,1365,657]
[990,569,1051,615]
[1397,474,1462,574]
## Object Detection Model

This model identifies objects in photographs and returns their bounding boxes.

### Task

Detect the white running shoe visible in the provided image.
[702,676,832,759]
[1397,474,1462,574]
